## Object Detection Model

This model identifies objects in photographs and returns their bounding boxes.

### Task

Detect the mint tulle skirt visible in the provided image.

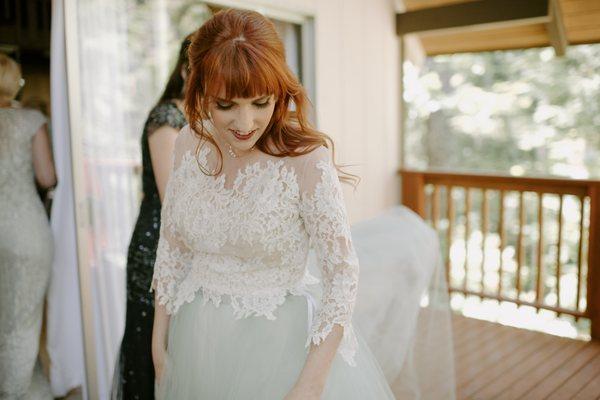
[156,292,395,399]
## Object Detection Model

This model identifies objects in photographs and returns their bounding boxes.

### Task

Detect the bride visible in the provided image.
[152,10,394,400]
[150,8,397,399]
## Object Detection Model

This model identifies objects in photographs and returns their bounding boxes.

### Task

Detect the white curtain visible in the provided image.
[47,0,86,397]
[71,2,140,396]
[64,2,210,397]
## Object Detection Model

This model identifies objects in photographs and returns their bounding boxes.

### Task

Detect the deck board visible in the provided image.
[457,326,535,391]
[524,344,600,399]
[572,369,600,400]
[474,333,571,399]
[497,339,588,400]
[452,314,600,400]
[458,329,542,398]
[547,352,600,400]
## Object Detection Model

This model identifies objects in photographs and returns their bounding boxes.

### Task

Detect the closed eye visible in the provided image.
[214,97,272,110]
[216,102,233,110]
[254,100,270,108]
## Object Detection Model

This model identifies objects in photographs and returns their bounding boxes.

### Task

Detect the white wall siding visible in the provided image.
[313,0,400,222]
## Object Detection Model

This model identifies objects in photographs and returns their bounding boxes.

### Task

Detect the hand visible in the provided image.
[152,344,167,384]
[283,383,322,400]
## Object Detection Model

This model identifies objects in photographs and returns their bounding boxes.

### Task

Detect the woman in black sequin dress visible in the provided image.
[111,37,190,400]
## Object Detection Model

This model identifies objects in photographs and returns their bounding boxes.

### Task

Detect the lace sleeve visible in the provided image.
[150,127,194,314]
[299,146,359,366]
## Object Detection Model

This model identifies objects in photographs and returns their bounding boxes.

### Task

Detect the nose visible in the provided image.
[233,106,254,133]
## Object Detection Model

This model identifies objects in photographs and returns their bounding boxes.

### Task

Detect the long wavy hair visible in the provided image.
[184,9,358,186]
[156,34,192,105]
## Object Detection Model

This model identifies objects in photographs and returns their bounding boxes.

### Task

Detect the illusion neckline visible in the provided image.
[187,146,289,193]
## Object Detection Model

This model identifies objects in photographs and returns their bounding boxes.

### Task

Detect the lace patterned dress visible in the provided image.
[112,102,186,400]
[152,124,395,399]
[0,108,53,399]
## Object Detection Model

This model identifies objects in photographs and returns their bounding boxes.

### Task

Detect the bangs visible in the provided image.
[202,43,284,101]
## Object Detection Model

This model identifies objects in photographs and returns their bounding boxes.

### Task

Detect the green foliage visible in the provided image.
[405,44,600,179]
[406,45,599,337]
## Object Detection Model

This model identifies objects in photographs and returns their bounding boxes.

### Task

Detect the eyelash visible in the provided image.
[215,101,270,110]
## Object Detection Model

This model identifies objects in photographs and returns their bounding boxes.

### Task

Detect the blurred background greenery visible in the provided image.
[404,44,600,339]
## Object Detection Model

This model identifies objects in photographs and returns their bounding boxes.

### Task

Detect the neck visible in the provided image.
[210,129,254,159]
[226,142,255,159]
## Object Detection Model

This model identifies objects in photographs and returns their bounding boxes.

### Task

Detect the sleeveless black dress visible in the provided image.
[112,102,186,400]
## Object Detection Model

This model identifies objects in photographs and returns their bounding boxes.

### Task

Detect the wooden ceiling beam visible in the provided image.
[396,0,551,36]
[546,0,568,55]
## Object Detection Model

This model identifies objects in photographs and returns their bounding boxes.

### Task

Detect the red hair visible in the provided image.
[184,8,357,185]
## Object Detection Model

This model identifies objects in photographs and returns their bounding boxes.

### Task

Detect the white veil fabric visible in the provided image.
[309,205,456,399]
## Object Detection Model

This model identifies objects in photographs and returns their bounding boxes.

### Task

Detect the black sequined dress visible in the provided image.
[112,102,186,400]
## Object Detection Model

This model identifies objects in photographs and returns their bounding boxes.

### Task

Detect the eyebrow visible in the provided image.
[215,95,271,104]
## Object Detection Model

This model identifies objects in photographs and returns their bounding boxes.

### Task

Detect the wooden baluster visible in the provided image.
[516,192,525,301]
[481,189,488,297]
[447,186,454,287]
[432,185,439,231]
[576,196,585,319]
[536,194,545,311]
[401,171,425,217]
[498,190,505,298]
[426,185,432,223]
[556,195,563,315]
[464,188,471,292]
[397,170,595,323]
[587,185,600,340]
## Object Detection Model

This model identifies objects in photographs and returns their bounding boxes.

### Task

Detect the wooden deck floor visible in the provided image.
[453,314,600,400]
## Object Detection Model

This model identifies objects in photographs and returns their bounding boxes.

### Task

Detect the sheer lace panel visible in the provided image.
[299,146,359,366]
[150,128,195,310]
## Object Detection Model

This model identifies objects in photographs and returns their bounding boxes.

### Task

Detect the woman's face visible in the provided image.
[207,90,276,155]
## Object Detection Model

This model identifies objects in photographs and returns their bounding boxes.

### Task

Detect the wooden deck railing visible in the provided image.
[400,169,600,339]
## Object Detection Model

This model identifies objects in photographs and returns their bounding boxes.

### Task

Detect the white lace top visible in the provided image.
[150,124,359,365]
